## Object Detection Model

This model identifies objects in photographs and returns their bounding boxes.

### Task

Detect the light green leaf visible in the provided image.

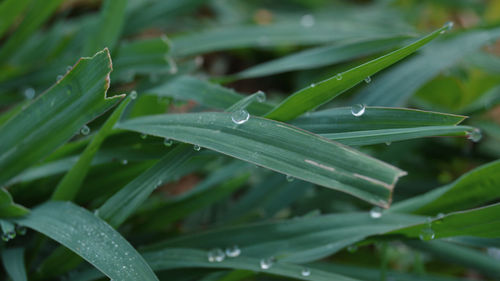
[1,248,27,281]
[0,49,121,186]
[51,97,132,201]
[15,201,159,281]
[265,24,450,121]
[117,112,406,207]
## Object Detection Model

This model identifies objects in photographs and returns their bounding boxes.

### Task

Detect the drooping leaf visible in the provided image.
[0,188,29,218]
[1,248,27,281]
[117,112,406,207]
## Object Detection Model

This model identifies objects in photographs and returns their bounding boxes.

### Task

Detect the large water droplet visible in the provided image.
[193,145,201,151]
[335,74,342,80]
[364,76,372,83]
[57,75,63,81]
[370,207,383,219]
[80,125,90,135]
[419,226,435,240]
[208,248,225,262]
[301,267,311,277]
[130,91,137,100]
[310,83,316,88]
[66,65,73,72]
[163,138,173,146]
[351,104,366,117]
[255,90,266,102]
[467,128,482,142]
[440,21,454,34]
[24,88,35,99]
[300,14,315,28]
[225,245,241,258]
[231,109,250,125]
[260,257,274,270]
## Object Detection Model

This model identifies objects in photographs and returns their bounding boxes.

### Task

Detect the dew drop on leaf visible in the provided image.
[301,267,311,277]
[80,125,90,135]
[231,109,250,125]
[260,257,274,270]
[369,207,383,219]
[351,104,366,117]
[225,245,241,257]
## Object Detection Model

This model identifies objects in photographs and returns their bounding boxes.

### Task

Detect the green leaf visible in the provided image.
[235,36,408,79]
[390,160,500,214]
[0,0,64,63]
[322,125,474,146]
[82,0,127,56]
[51,97,132,201]
[171,21,414,57]
[1,248,27,281]
[0,188,29,218]
[292,106,466,133]
[117,112,406,207]
[0,0,32,38]
[265,25,450,121]
[15,201,159,281]
[146,76,274,115]
[352,27,500,106]
[0,49,121,186]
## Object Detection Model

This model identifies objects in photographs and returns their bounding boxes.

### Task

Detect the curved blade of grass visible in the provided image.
[0,0,64,62]
[0,188,29,218]
[51,97,132,201]
[322,125,474,146]
[14,201,159,281]
[82,0,127,56]
[351,28,500,106]
[146,76,274,115]
[117,112,406,207]
[1,248,27,281]
[171,21,414,57]
[0,0,31,38]
[265,25,450,121]
[236,37,408,79]
[0,49,121,186]
[292,106,466,134]
[390,159,500,214]
[143,212,423,263]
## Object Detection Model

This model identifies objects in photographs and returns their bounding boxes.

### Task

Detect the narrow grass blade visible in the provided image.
[352,28,500,106]
[0,188,29,218]
[0,0,64,62]
[292,106,466,134]
[51,97,132,201]
[0,0,31,38]
[146,76,273,115]
[82,0,127,56]
[0,49,121,186]
[236,37,408,79]
[390,159,500,214]
[322,125,474,146]
[117,112,406,207]
[265,24,451,121]
[1,248,27,281]
[14,201,159,281]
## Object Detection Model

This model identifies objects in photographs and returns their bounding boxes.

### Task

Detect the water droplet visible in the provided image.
[351,104,366,117]
[94,209,100,217]
[121,159,128,165]
[347,245,358,253]
[225,245,241,258]
[24,88,35,99]
[436,213,445,220]
[57,75,63,81]
[300,14,315,28]
[487,248,500,260]
[301,267,311,277]
[1,233,9,242]
[130,91,137,100]
[208,248,225,262]
[370,207,383,219]
[310,83,316,88]
[16,226,27,235]
[80,125,90,135]
[364,76,371,83]
[419,226,435,240]
[385,141,392,146]
[157,180,163,187]
[442,21,454,33]
[260,257,274,270]
[66,66,73,72]
[163,138,173,146]
[335,74,342,80]
[140,134,147,140]
[6,231,15,240]
[467,128,482,142]
[193,145,201,151]
[195,56,204,66]
[169,63,178,74]
[255,90,266,102]
[286,175,294,182]
[231,109,250,125]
